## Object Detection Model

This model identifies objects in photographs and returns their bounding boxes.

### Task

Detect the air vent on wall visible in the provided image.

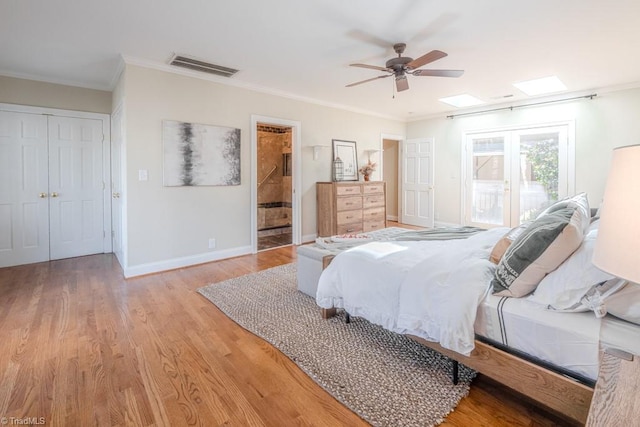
[168,54,239,77]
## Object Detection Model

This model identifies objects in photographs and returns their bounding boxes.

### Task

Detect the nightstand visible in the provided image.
[586,318,640,426]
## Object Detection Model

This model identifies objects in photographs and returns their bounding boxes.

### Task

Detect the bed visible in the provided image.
[315,193,640,424]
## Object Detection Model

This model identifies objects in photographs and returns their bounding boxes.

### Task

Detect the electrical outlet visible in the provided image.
[208,238,216,249]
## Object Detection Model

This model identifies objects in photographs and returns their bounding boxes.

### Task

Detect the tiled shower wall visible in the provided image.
[257,127,292,230]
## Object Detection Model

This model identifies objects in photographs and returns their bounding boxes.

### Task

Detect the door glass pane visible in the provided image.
[471,137,505,225]
[518,132,559,222]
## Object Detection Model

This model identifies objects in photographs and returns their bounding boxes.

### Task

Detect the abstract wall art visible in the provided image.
[163,120,241,186]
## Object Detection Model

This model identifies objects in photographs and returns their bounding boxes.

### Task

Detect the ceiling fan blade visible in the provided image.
[413,69,464,78]
[346,74,391,88]
[346,29,392,49]
[406,50,448,70]
[395,75,409,92]
[350,63,391,72]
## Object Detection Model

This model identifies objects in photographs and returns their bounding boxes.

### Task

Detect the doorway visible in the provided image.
[250,115,301,253]
[256,123,293,250]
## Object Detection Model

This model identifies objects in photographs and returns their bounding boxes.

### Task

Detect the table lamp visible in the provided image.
[593,144,640,285]
[588,144,640,426]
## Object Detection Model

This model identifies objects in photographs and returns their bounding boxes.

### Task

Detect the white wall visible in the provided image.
[0,75,112,113]
[407,87,640,225]
[121,64,405,272]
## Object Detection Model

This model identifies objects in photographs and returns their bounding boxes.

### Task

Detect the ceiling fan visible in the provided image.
[346,43,464,92]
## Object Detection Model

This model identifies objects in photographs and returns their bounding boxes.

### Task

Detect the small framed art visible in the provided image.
[332,139,358,181]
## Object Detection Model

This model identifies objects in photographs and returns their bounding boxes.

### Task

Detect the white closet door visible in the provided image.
[0,111,50,267]
[48,116,104,260]
[400,138,435,228]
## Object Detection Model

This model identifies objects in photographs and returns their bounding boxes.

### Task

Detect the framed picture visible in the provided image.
[163,120,241,186]
[332,139,358,181]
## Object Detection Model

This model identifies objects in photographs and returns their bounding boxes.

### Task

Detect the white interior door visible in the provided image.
[0,111,50,267]
[48,116,105,260]
[400,138,435,228]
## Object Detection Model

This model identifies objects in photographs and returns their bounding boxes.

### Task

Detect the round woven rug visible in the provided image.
[197,263,475,427]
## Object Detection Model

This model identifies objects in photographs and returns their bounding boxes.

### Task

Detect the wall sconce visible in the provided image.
[312,145,329,161]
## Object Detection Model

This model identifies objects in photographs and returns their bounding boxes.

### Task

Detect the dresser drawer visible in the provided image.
[363,195,385,208]
[363,183,384,194]
[336,185,362,196]
[337,209,362,225]
[363,206,385,221]
[363,219,385,232]
[336,196,362,211]
[337,223,363,234]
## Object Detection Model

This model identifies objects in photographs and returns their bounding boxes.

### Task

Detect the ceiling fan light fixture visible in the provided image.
[439,94,485,108]
[395,74,409,92]
[513,76,566,96]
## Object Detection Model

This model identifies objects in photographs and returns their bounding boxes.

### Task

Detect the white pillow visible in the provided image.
[604,283,640,325]
[527,222,614,309]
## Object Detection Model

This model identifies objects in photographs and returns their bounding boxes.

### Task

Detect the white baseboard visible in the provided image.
[124,246,253,278]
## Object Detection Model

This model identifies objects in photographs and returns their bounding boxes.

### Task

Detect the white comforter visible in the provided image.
[316,227,509,355]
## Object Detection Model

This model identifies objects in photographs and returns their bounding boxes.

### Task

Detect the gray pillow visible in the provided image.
[492,195,590,297]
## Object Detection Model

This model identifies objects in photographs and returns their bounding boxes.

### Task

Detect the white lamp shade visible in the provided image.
[593,144,640,283]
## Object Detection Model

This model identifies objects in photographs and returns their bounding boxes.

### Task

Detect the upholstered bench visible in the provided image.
[296,227,410,297]
[296,245,339,297]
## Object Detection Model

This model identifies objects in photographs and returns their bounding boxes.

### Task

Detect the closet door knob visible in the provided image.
[50,192,59,198]
[38,192,47,198]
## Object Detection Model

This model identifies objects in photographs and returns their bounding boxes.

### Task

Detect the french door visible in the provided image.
[464,123,573,228]
[0,109,108,267]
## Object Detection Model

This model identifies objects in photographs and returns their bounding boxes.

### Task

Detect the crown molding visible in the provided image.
[120,55,407,123]
[0,69,112,92]
[406,80,640,123]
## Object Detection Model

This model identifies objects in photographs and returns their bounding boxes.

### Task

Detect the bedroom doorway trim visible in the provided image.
[250,115,301,253]
[380,133,404,223]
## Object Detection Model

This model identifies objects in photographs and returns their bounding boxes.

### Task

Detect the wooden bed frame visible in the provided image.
[321,307,593,424]
[319,255,593,424]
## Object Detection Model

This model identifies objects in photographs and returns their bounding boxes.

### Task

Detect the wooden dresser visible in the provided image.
[316,181,386,237]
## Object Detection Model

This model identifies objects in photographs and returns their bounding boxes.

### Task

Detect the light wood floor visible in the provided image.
[0,244,577,426]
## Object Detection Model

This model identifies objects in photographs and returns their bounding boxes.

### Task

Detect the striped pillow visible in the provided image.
[489,222,529,264]
[492,195,590,297]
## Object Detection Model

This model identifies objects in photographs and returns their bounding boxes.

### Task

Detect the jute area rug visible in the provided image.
[197,263,475,427]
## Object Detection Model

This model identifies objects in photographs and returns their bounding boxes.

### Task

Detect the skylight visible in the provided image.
[438,94,485,108]
[513,76,567,96]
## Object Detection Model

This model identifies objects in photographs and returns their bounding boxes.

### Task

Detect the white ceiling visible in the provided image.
[2,0,640,121]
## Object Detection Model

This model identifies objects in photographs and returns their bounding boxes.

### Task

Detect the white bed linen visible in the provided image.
[599,315,640,355]
[316,227,508,356]
[475,294,601,381]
